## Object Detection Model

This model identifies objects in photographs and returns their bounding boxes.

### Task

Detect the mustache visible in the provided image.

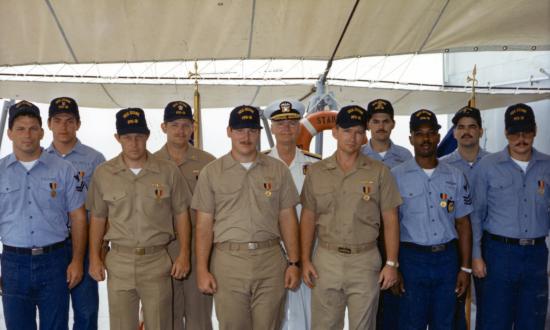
[460,134,473,139]
[376,130,388,134]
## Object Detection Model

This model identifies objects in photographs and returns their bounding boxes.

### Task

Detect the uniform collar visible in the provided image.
[6,148,51,169]
[269,147,305,166]
[157,143,199,166]
[221,151,266,170]
[324,152,372,170]
[447,148,489,163]
[111,151,160,174]
[403,157,451,176]
[46,139,84,157]
[365,139,399,157]
[498,146,550,164]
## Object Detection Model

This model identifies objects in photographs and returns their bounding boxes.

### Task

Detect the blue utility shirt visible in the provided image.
[471,147,550,258]
[439,148,490,184]
[392,158,473,246]
[0,150,85,247]
[361,140,412,169]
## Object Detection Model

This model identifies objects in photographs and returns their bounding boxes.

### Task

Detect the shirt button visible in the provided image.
[523,184,526,188]
[525,230,528,233]
[27,186,31,190]
[432,219,435,222]
[430,206,434,209]
[26,172,30,175]
[433,233,437,236]
[29,216,33,219]
[28,201,31,204]
[31,231,34,234]
[523,198,527,202]
[429,192,432,195]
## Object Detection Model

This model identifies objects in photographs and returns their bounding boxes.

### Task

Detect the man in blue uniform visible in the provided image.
[0,101,87,330]
[361,99,412,168]
[471,103,549,330]
[440,106,489,329]
[362,99,412,330]
[392,109,473,330]
[46,97,105,330]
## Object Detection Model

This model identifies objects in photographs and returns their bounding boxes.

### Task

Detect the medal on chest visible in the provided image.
[49,182,58,198]
[538,180,545,195]
[263,181,272,197]
[193,169,200,181]
[153,183,164,201]
[361,181,374,201]
[440,193,448,208]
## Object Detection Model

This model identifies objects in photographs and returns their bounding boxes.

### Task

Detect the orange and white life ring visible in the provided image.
[296,111,338,151]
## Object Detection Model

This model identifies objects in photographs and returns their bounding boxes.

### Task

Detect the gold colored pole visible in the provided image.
[190,61,203,150]
[464,64,477,330]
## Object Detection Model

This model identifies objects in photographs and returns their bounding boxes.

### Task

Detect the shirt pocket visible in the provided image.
[401,186,425,216]
[102,190,130,220]
[251,181,281,218]
[142,186,173,219]
[214,183,243,213]
[0,179,20,209]
[487,176,515,206]
[40,178,65,211]
[535,175,550,217]
[313,185,334,215]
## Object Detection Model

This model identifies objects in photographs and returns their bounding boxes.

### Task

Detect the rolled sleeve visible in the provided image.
[171,169,191,216]
[190,168,215,214]
[86,172,108,218]
[279,167,299,210]
[379,166,403,212]
[300,173,317,213]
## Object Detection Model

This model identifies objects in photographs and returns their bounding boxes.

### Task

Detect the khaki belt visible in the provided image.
[319,240,376,254]
[111,243,167,255]
[215,239,280,251]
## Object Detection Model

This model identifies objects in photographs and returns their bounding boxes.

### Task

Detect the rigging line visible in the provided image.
[417,0,451,53]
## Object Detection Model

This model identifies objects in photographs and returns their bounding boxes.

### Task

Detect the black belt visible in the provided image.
[3,240,67,256]
[485,232,546,246]
[401,240,456,253]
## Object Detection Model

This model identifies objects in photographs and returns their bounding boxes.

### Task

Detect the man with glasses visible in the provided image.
[263,99,320,330]
[471,103,550,329]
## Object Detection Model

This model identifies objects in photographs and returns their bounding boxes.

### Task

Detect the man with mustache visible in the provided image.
[439,106,489,329]
[193,105,301,330]
[46,97,106,330]
[301,105,402,329]
[262,99,320,330]
[361,99,412,330]
[361,99,412,168]
[471,103,550,329]
[155,101,215,330]
[391,109,473,330]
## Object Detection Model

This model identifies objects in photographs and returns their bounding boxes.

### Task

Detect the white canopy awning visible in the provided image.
[1,0,548,66]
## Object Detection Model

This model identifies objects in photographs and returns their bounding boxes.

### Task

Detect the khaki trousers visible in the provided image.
[105,247,173,330]
[211,244,287,330]
[167,239,213,330]
[311,245,381,330]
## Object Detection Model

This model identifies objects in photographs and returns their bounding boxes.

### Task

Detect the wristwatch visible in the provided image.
[386,260,399,268]
[288,260,301,268]
[460,267,472,274]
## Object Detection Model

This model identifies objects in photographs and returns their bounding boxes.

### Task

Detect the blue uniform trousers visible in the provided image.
[398,243,458,330]
[480,236,548,330]
[66,241,99,330]
[1,246,70,330]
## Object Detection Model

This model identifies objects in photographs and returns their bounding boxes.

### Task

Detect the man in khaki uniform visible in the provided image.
[155,101,215,330]
[193,105,301,330]
[87,108,192,330]
[301,105,402,330]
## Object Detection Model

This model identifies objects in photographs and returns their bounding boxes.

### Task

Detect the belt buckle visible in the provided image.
[247,242,258,250]
[31,247,44,256]
[431,244,445,252]
[337,247,352,254]
[519,239,535,246]
[135,247,146,255]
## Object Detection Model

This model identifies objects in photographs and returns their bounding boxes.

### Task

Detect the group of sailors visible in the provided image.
[0,95,548,330]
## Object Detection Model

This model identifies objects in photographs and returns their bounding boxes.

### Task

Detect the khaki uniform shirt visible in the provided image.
[154,144,215,226]
[301,152,402,245]
[87,152,191,247]
[191,152,299,243]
